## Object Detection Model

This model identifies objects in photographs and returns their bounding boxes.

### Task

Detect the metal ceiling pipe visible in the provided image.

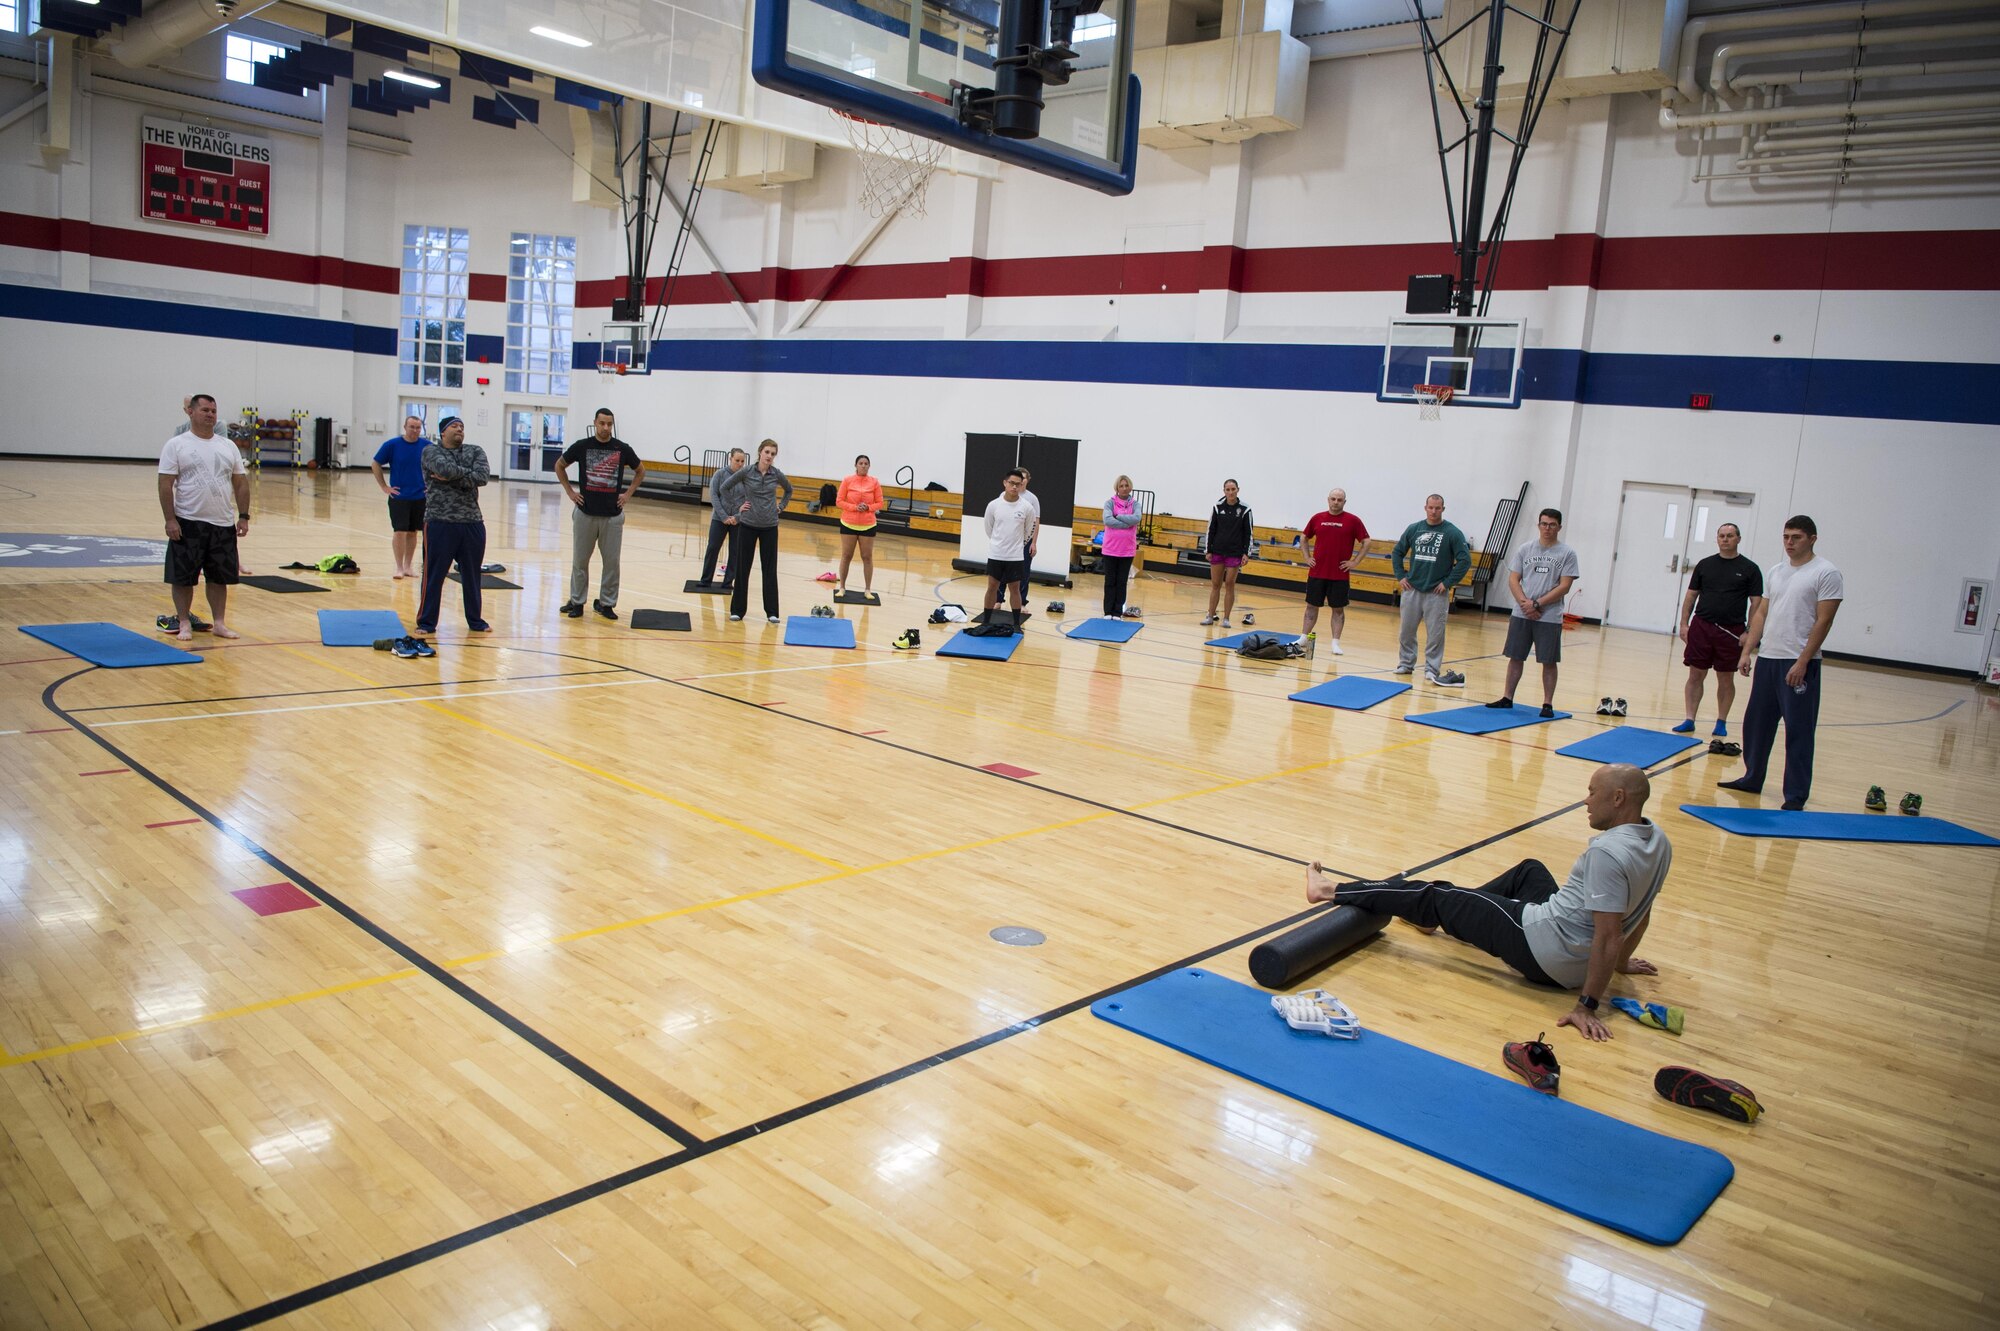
[1740,141,2000,165]
[1710,20,2000,97]
[1669,0,1997,103]
[1754,122,2000,149]
[1732,56,2000,93]
[109,0,279,70]
[1661,88,2000,129]
[1697,156,2000,178]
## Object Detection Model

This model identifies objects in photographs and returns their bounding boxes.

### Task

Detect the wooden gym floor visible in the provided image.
[1,459,1996,1330]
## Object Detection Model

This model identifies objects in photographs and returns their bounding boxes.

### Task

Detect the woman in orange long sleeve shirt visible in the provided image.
[836,454,884,595]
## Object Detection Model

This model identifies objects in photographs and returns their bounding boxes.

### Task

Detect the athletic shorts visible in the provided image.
[1683,616,1746,671]
[1503,614,1563,664]
[164,518,239,587]
[1208,554,1245,569]
[388,497,427,532]
[840,522,877,537]
[1305,576,1351,609]
[986,557,1027,584]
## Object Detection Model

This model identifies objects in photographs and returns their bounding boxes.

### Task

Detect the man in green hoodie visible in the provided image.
[1391,493,1472,687]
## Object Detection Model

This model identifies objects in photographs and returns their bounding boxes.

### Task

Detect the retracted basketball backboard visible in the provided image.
[752,0,1140,194]
[1380,316,1525,409]
[597,321,650,375]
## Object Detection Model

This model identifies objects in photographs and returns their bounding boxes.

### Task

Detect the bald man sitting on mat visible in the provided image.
[1303,764,1670,1041]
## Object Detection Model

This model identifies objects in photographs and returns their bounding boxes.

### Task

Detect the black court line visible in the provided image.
[63,667,630,713]
[40,669,704,1152]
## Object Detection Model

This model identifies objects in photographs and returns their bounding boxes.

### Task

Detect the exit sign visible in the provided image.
[1689,392,1714,410]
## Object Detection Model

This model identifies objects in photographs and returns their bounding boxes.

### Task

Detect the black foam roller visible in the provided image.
[1248,906,1391,989]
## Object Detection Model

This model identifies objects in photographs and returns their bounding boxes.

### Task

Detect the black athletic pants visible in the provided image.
[1100,554,1133,617]
[729,523,779,618]
[417,520,485,632]
[1738,656,1821,806]
[1337,860,1563,987]
[699,517,734,587]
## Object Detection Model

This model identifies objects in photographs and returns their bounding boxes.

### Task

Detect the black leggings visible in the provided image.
[700,517,733,586]
[1336,860,1563,987]
[729,523,779,618]
[1100,554,1133,617]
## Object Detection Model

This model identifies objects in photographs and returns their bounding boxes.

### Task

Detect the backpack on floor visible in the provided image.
[1236,632,1290,660]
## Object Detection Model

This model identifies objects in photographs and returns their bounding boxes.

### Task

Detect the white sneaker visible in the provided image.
[1393,665,1414,676]
[1220,618,1232,629]
[1330,639,1344,656]
[729,613,743,622]
[767,614,781,624]
[1200,613,1218,626]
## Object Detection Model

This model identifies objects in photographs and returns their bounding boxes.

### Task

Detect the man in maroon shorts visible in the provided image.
[1673,522,1763,738]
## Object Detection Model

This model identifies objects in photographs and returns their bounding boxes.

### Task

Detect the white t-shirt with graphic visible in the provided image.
[159,431,246,526]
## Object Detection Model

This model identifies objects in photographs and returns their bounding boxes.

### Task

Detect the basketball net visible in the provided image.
[835,110,948,218]
[1414,383,1455,422]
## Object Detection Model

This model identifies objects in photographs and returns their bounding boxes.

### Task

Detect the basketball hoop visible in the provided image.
[1414,383,1455,422]
[834,103,949,218]
[596,362,628,376]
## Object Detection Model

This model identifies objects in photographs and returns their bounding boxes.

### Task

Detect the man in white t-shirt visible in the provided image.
[982,469,1037,622]
[1305,763,1669,1042]
[1720,515,1844,810]
[157,393,249,642]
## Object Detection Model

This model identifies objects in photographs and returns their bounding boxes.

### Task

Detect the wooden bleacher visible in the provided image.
[635,461,967,539]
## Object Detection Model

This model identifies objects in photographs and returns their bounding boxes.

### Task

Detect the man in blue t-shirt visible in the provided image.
[371,415,430,579]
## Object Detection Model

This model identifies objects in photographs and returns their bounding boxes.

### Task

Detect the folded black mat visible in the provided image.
[683,579,732,594]
[448,573,523,590]
[834,590,882,605]
[240,575,328,593]
[631,609,692,631]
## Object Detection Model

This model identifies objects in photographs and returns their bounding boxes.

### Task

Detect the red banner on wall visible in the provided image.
[141,117,271,236]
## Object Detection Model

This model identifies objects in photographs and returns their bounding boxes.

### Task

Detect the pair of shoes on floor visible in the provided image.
[560,601,584,618]
[1596,696,1629,716]
[892,628,922,651]
[1870,787,1923,815]
[1425,669,1466,688]
[810,604,836,618]
[1503,1033,1560,1096]
[381,636,436,659]
[593,600,617,620]
[158,613,212,633]
[1656,1066,1763,1123]
[1709,739,1741,756]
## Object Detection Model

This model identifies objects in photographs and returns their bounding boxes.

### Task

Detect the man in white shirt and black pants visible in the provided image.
[982,469,1037,624]
[1720,514,1844,810]
[157,393,249,642]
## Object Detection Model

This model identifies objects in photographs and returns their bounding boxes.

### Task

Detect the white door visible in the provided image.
[502,407,567,483]
[1605,483,1759,633]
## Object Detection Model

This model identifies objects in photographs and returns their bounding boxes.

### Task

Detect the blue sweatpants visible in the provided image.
[1737,656,1822,806]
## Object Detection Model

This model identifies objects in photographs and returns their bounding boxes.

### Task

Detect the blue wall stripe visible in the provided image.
[6,282,1990,426]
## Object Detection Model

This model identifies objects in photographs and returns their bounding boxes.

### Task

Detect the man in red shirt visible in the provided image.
[1302,487,1369,656]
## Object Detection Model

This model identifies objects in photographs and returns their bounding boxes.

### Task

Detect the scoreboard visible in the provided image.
[141,117,272,236]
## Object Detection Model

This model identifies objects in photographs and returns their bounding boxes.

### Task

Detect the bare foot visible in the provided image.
[210,624,241,640]
[1304,860,1339,904]
[175,625,193,643]
[392,571,404,580]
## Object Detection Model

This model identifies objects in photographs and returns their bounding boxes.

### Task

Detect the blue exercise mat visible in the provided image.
[1557,727,1702,767]
[317,609,406,647]
[1206,630,1300,649]
[1093,968,1734,1245]
[19,622,201,668]
[937,630,1023,661]
[1064,618,1143,643]
[1406,702,1571,735]
[1289,676,1411,711]
[1680,805,2000,847]
[782,616,856,649]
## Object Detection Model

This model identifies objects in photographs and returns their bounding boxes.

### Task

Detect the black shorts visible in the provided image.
[388,497,427,532]
[164,519,239,586]
[1305,577,1351,609]
[1504,614,1563,663]
[986,557,1027,584]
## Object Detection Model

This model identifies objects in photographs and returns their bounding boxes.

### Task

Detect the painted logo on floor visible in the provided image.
[0,534,168,567]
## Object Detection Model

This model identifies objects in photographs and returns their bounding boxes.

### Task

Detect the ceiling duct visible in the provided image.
[109,0,278,69]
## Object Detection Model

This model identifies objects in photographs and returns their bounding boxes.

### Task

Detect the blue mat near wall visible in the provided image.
[1064,618,1144,643]
[1288,676,1411,711]
[1206,630,1301,649]
[318,609,406,647]
[782,616,856,649]
[1556,728,1702,767]
[1406,702,1571,735]
[19,622,201,668]
[1680,805,2000,847]
[937,631,1023,661]
[1092,968,1734,1245]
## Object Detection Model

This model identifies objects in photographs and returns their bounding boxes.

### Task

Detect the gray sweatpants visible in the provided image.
[1398,587,1450,674]
[569,510,625,606]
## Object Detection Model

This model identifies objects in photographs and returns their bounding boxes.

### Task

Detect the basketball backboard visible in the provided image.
[751,0,1140,194]
[1380,316,1525,408]
[597,321,650,374]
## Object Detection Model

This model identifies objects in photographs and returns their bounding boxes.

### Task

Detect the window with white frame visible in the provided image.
[506,233,576,398]
[1073,11,1117,39]
[400,225,468,389]
[0,3,20,37]
[225,34,291,85]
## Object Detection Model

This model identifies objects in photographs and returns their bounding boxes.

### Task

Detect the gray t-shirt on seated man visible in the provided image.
[1521,820,1672,988]
[1508,539,1580,618]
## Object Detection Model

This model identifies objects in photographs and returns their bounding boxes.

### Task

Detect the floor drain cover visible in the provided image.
[989,926,1046,947]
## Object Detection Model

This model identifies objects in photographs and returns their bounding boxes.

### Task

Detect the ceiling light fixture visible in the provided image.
[385,69,442,89]
[529,25,591,48]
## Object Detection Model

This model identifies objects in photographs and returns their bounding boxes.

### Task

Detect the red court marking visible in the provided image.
[981,763,1039,779]
[26,727,69,734]
[759,700,787,707]
[79,768,129,777]
[231,882,320,916]
[146,818,202,829]
[859,729,888,735]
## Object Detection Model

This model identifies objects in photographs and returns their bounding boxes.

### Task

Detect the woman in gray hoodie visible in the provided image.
[720,438,794,622]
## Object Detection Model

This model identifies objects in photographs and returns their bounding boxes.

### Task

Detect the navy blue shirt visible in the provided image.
[373,436,430,499]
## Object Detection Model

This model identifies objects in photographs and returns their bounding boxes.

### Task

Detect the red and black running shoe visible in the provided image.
[1655,1066,1763,1123]
[1503,1032,1561,1096]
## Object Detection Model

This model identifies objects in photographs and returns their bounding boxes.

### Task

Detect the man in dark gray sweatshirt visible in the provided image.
[719,439,794,623]
[697,447,748,589]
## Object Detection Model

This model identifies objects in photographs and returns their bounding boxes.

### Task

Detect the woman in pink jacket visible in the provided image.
[836,454,884,595]
[1100,474,1141,617]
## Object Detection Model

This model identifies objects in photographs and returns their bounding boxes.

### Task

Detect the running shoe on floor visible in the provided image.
[1865,785,1887,811]
[1654,1065,1763,1123]
[1426,669,1466,688]
[1503,1033,1561,1097]
[1900,792,1923,816]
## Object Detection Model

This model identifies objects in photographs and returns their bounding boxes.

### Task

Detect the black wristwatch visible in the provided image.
[1577,994,1600,1011]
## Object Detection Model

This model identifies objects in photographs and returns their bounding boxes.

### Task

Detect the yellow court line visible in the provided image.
[1124,733,1440,811]
[271,644,848,870]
